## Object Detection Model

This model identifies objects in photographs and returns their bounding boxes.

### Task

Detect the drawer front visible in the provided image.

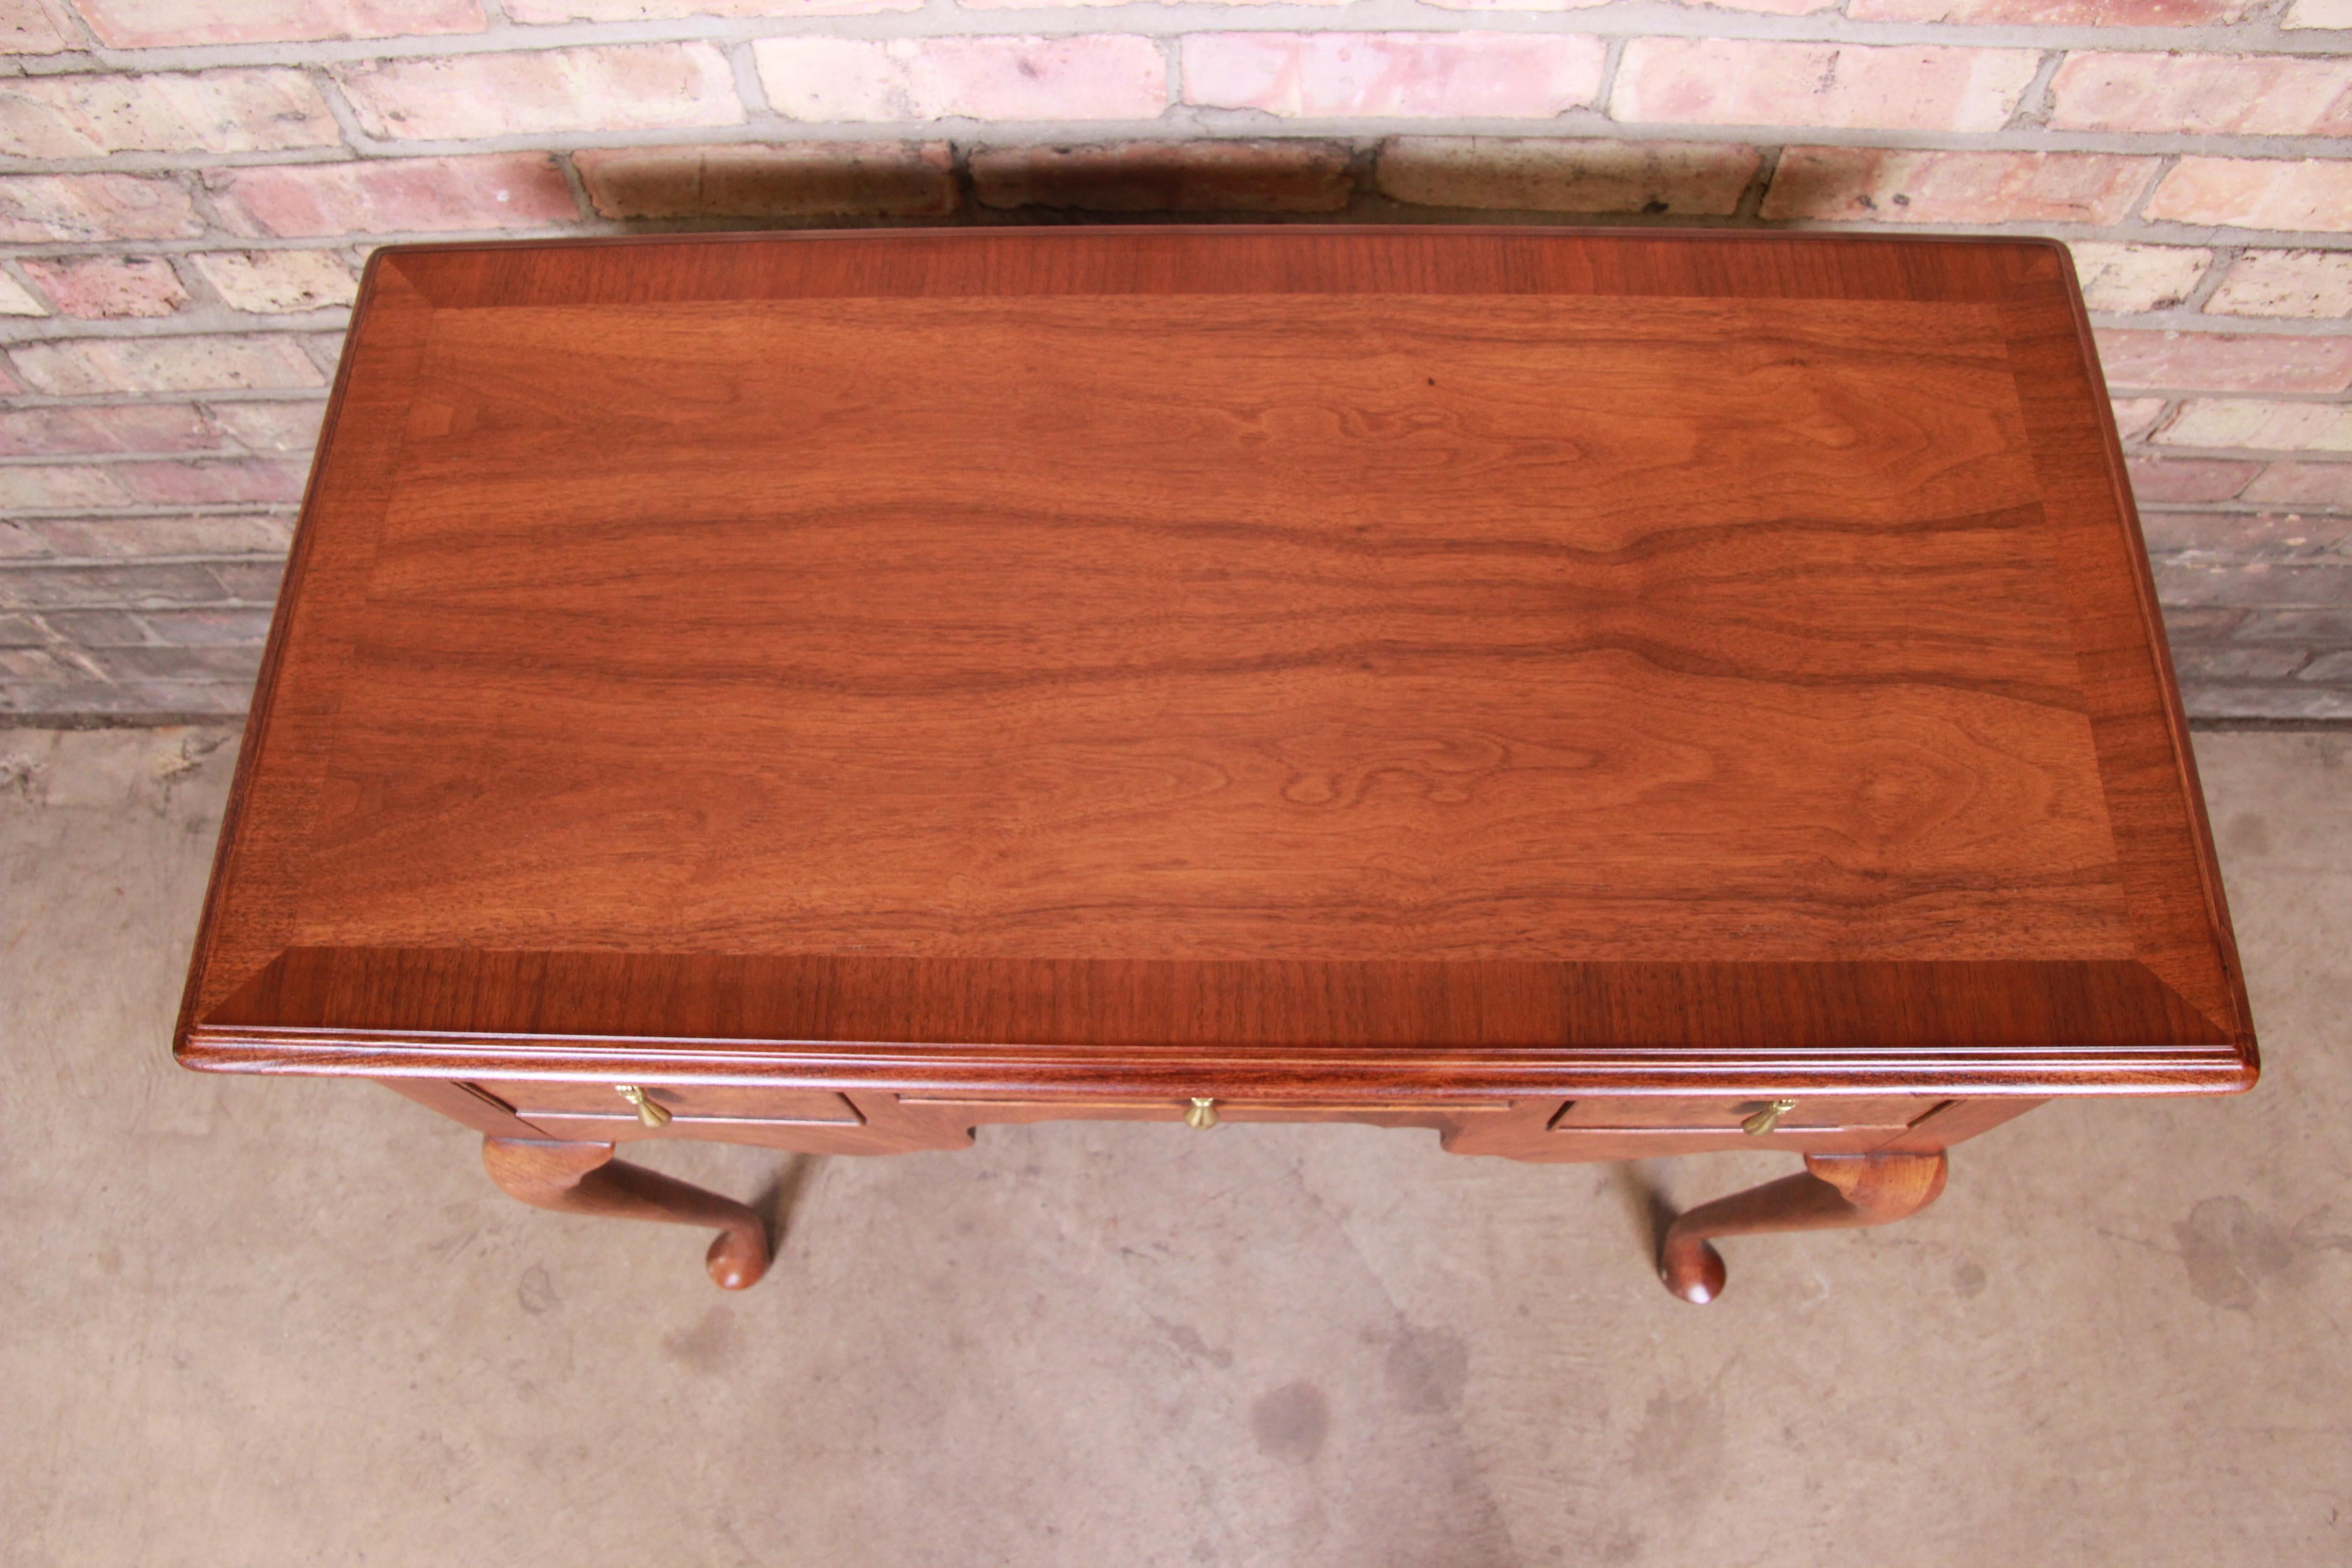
[472,1080,865,1127]
[898,1095,1513,1125]
[1549,1096,1940,1135]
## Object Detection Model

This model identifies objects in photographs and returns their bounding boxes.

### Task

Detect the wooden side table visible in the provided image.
[177,228,2255,1303]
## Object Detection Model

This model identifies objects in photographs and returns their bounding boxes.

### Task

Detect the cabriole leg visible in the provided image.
[481,1136,771,1290]
[1659,1151,1948,1304]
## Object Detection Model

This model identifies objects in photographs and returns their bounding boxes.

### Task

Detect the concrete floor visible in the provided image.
[1,726,2346,1568]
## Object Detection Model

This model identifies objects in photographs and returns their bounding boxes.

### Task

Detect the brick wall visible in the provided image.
[3,0,2347,724]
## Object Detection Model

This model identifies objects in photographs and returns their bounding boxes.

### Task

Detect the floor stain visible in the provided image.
[662,1306,745,1372]
[1382,1324,1470,1416]
[2176,1196,2293,1311]
[1627,1384,1726,1496]
[2223,812,2274,859]
[1250,1380,1330,1465]
[1149,1313,1235,1369]
[516,1264,559,1316]
[1953,1261,1988,1298]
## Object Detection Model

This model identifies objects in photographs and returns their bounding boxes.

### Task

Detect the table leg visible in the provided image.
[481,1137,772,1290]
[1658,1151,1947,1304]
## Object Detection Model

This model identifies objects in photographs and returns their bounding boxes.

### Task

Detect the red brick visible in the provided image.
[1612,39,2039,133]
[1377,135,1759,215]
[1,0,73,53]
[2049,52,2352,137]
[2127,456,2259,502]
[0,70,339,158]
[1760,148,2155,225]
[10,335,327,396]
[335,45,741,142]
[75,0,485,46]
[2243,461,2352,508]
[575,142,956,220]
[114,459,309,507]
[973,141,1352,213]
[756,36,1167,122]
[1183,32,1604,119]
[0,404,219,458]
[20,256,187,319]
[2146,159,2352,232]
[2094,329,2352,393]
[0,174,201,243]
[210,401,326,453]
[2286,0,2352,24]
[1851,0,2254,17]
[207,156,579,238]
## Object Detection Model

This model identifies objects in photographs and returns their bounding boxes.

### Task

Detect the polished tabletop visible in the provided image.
[177,228,2254,1098]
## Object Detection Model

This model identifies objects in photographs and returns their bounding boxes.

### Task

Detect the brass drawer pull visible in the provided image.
[615,1085,673,1128]
[1184,1097,1220,1130]
[1741,1098,1797,1136]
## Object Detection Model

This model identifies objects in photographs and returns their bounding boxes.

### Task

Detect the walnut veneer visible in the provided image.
[176,227,2256,1301]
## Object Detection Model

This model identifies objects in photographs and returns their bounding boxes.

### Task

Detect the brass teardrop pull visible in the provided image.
[615,1084,673,1128]
[1184,1097,1220,1130]
[1740,1098,1797,1137]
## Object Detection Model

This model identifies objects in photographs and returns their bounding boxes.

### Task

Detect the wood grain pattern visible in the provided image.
[178,228,2255,1106]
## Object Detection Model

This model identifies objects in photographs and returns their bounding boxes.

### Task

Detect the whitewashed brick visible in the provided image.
[2147,160,2352,233]
[2112,397,2167,441]
[0,71,339,158]
[2207,252,2352,319]
[2050,52,2352,137]
[2069,244,2213,314]
[1377,136,1759,215]
[75,0,485,47]
[1762,148,2154,225]
[1183,32,1605,119]
[756,36,1166,122]
[0,0,73,53]
[0,174,202,243]
[2156,400,2352,452]
[0,269,44,316]
[20,255,187,318]
[336,45,741,141]
[191,251,360,314]
[11,336,327,397]
[1612,39,2040,134]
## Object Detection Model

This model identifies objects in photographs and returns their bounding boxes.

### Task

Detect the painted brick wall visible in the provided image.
[2,0,2348,723]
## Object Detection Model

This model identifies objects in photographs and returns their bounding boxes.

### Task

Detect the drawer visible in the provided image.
[471,1080,864,1127]
[1549,1096,1941,1135]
